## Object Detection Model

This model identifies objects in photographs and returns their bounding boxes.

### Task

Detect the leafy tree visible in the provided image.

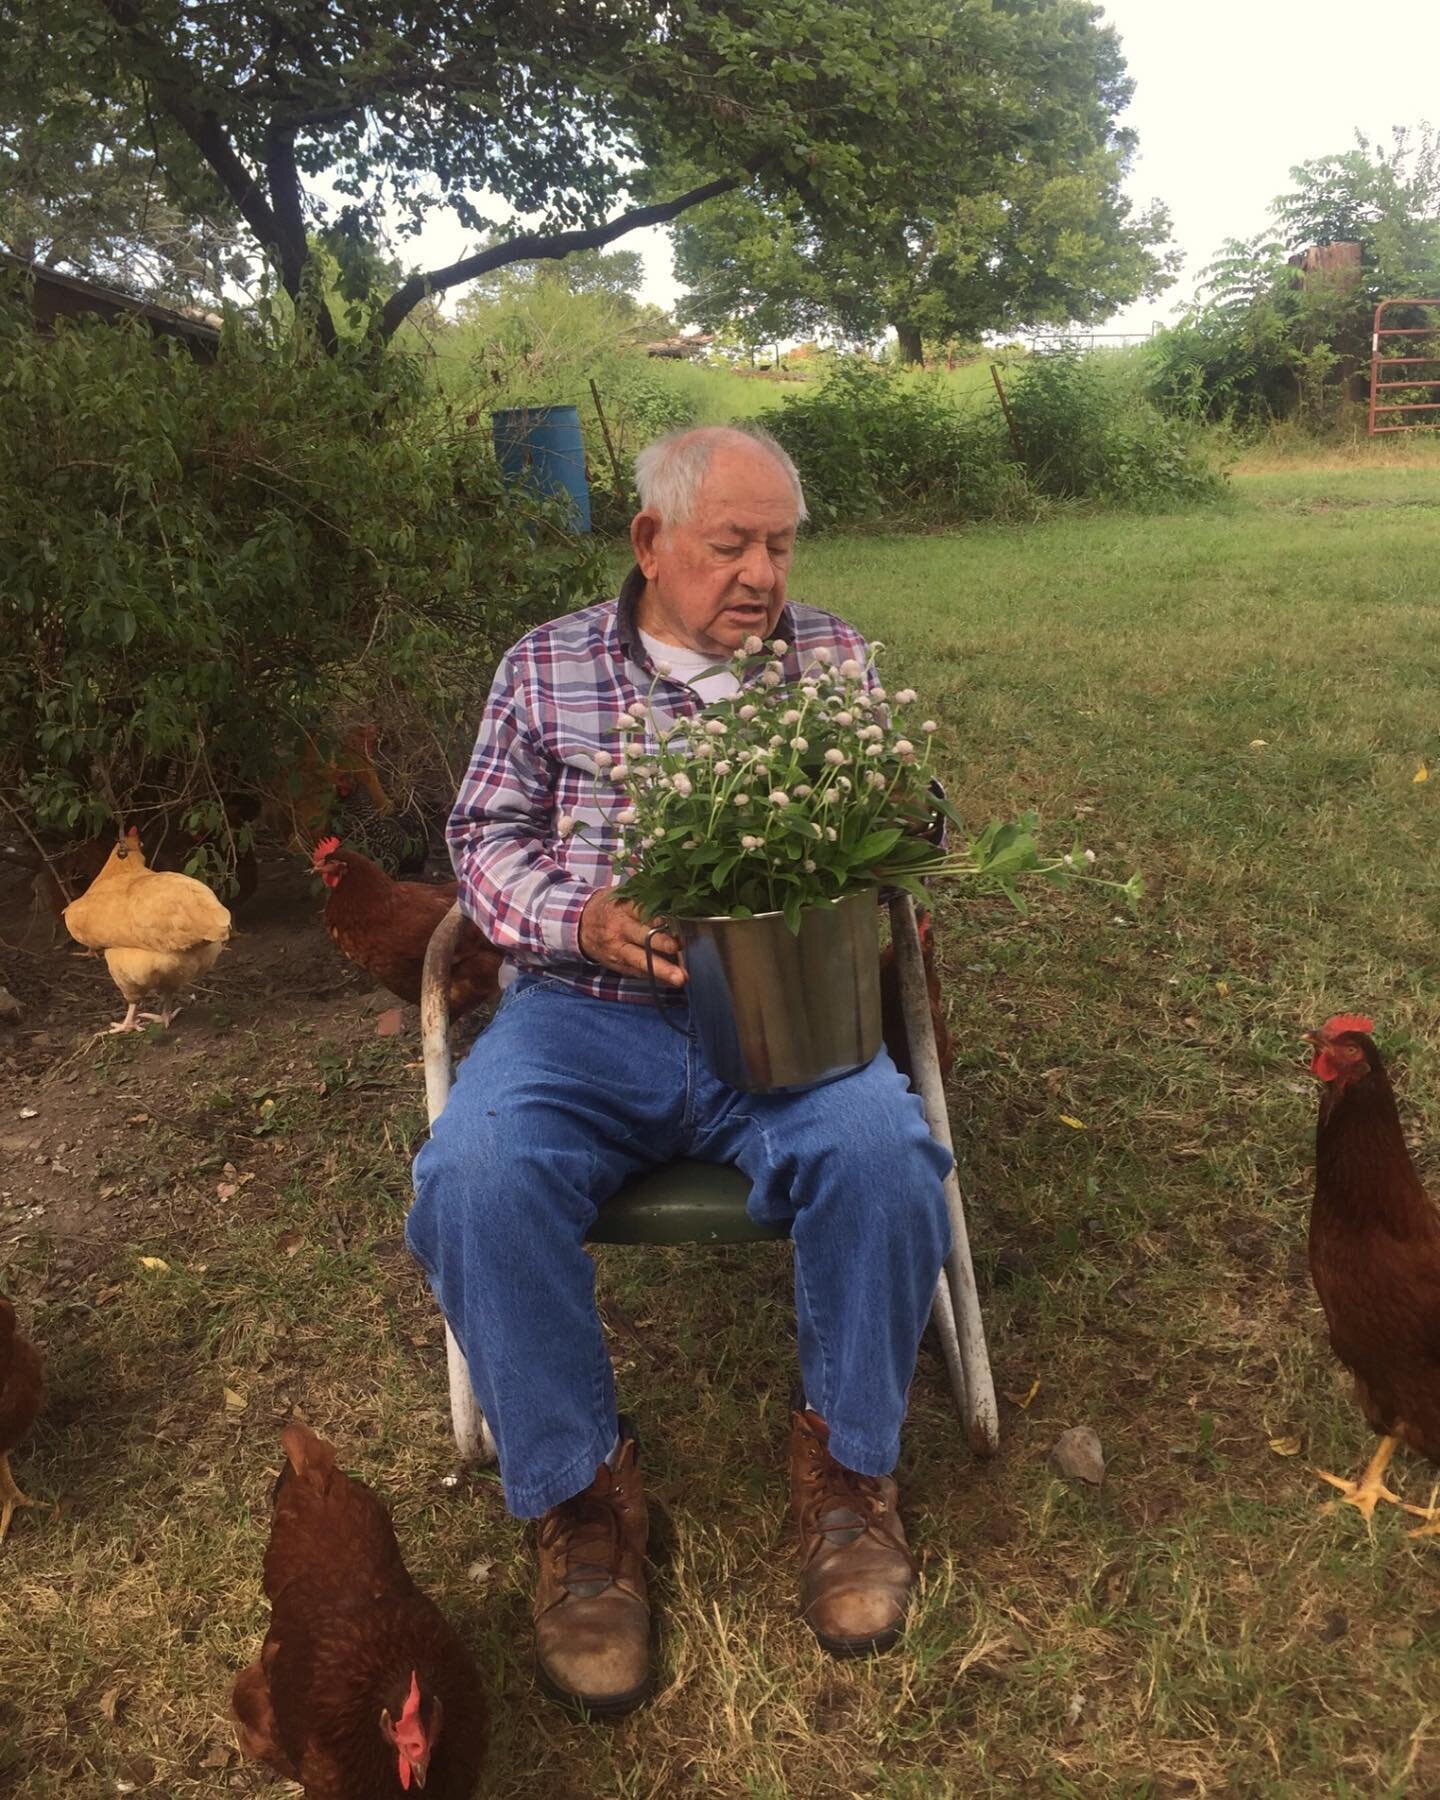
[0,88,248,308]
[2,0,1169,353]
[1148,127,1440,427]
[672,1,1176,363]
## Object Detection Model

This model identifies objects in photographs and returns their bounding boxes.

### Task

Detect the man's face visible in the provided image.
[631,445,799,656]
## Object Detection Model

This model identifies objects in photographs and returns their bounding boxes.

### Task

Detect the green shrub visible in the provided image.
[0,294,603,873]
[762,355,1218,530]
[763,360,1025,529]
[1005,351,1225,508]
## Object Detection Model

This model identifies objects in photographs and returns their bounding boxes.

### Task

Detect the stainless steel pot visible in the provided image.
[645,888,882,1093]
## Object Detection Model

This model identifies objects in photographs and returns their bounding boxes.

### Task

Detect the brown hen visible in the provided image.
[233,1422,487,1797]
[312,840,503,1019]
[0,1295,45,1542]
[1306,1014,1440,1529]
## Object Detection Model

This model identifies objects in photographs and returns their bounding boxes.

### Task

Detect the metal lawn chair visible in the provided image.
[418,893,999,1464]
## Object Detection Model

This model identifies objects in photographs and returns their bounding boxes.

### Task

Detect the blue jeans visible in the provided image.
[407,974,953,1518]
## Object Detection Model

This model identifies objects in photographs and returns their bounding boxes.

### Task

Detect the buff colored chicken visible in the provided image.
[62,828,232,1032]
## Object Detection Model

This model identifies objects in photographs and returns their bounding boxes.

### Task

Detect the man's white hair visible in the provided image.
[634,425,808,529]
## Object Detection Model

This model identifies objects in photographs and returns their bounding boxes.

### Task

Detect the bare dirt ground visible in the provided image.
[2,849,391,1274]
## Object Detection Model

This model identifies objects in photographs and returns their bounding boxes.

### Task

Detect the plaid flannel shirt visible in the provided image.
[447,565,873,1003]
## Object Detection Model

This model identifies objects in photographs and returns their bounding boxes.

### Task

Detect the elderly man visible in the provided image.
[407,425,951,1715]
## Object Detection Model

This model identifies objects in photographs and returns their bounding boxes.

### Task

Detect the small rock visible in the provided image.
[0,987,21,1023]
[1049,1425,1106,1486]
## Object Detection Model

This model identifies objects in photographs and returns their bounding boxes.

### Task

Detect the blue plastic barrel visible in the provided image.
[490,404,592,533]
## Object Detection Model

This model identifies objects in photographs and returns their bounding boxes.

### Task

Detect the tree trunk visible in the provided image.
[892,321,924,366]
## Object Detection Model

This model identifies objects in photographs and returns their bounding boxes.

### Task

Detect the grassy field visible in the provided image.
[5,457,1440,1797]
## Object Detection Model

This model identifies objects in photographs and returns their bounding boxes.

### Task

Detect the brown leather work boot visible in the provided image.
[790,1404,917,1657]
[533,1429,652,1715]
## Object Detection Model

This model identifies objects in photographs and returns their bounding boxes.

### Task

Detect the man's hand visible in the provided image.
[579,889,685,987]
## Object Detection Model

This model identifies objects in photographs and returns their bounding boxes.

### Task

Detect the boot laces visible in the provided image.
[540,1475,630,1590]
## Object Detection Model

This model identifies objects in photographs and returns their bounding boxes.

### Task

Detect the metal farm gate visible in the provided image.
[1367,298,1440,434]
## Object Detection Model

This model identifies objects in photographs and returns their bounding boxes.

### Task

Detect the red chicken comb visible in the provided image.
[1319,1013,1375,1039]
[311,835,342,866]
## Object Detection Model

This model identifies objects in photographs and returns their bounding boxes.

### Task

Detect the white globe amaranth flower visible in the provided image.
[791,736,809,752]
[813,646,833,665]
[611,762,629,781]
[1084,848,1097,865]
[837,776,852,792]
[824,826,838,842]
[627,700,648,719]
[616,715,639,732]
[738,704,758,721]
[872,687,887,701]
[593,749,614,771]
[556,814,576,838]
[769,733,785,748]
[734,793,751,807]
[839,659,862,679]
[705,718,727,736]
[683,838,699,849]
[823,748,846,766]
[618,807,638,825]
[770,638,788,655]
[782,708,801,725]
[835,711,854,728]
[714,759,732,776]
[803,859,816,873]
[653,826,667,838]
[922,720,938,733]
[800,684,819,699]
[760,667,781,688]
[866,743,884,757]
[794,784,812,799]
[768,789,790,807]
[743,634,765,656]
[655,660,673,677]
[741,834,762,851]
[894,688,917,705]
[868,771,887,790]
[671,771,694,797]
[893,739,914,757]
[1063,853,1074,868]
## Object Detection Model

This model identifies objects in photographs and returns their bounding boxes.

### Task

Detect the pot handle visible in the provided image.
[643,923,688,1033]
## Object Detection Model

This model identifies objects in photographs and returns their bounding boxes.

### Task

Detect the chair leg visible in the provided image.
[890,895,1001,1457]
[928,1274,969,1419]
[446,1324,498,1464]
[423,905,498,1465]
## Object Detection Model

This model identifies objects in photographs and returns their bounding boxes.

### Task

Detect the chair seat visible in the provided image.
[588,1159,787,1247]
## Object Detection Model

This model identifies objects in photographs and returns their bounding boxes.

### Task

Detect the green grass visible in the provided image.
[6,458,1440,1796]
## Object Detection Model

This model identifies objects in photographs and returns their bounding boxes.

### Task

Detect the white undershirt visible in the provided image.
[639,629,740,703]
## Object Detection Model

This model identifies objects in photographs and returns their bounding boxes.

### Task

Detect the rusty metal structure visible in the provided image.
[1367,297,1440,435]
[0,250,221,359]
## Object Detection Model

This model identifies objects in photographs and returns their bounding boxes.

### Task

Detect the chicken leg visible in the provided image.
[0,1451,41,1543]
[1312,1435,1403,1523]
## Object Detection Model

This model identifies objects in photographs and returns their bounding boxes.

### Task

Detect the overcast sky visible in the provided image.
[406,0,1438,339]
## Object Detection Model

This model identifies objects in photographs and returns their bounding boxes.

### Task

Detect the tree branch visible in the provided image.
[379,170,756,339]
[99,0,276,250]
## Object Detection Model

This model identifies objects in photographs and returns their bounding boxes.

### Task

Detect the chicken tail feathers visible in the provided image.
[279,1420,337,1487]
